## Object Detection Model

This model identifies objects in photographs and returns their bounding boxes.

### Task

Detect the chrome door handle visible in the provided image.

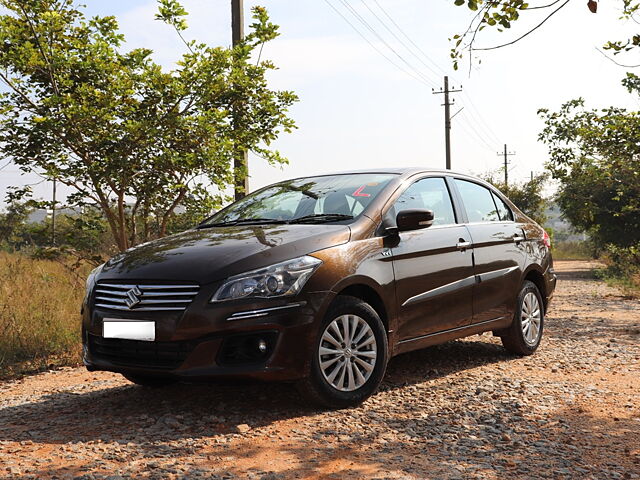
[457,241,472,250]
[513,235,525,243]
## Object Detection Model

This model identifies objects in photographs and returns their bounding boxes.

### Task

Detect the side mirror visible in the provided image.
[396,209,434,232]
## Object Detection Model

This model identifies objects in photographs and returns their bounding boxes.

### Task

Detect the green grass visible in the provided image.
[594,265,640,298]
[0,251,90,379]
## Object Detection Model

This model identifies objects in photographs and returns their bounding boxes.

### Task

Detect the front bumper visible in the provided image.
[82,290,334,382]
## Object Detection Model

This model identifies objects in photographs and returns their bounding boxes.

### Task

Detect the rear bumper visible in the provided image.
[543,265,557,311]
[82,291,334,382]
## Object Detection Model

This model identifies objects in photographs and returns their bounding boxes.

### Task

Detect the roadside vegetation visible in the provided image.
[551,241,596,261]
[0,251,89,379]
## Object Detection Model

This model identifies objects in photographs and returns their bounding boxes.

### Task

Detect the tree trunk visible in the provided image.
[159,189,187,237]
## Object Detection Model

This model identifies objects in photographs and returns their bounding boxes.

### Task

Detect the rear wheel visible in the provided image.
[122,373,177,388]
[297,296,388,409]
[500,280,544,355]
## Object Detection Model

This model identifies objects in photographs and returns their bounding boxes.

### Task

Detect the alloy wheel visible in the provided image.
[318,314,377,392]
[521,291,542,345]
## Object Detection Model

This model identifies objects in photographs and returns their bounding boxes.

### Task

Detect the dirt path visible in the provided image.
[1,260,639,480]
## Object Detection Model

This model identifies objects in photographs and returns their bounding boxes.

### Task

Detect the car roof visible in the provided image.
[289,167,474,179]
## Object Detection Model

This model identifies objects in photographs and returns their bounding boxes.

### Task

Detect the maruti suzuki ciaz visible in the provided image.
[83,168,556,408]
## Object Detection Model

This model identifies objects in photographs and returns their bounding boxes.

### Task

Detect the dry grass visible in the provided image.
[0,251,90,379]
[552,241,595,261]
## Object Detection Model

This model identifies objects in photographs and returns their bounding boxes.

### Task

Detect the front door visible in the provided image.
[389,177,475,341]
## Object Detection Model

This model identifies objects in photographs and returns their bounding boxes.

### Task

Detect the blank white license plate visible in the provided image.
[103,320,155,341]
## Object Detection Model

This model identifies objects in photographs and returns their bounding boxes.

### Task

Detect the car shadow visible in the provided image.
[0,339,515,447]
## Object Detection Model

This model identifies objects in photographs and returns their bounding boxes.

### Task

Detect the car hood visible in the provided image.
[100,224,351,284]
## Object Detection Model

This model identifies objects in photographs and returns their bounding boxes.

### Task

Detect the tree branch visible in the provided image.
[595,47,640,68]
[472,0,571,52]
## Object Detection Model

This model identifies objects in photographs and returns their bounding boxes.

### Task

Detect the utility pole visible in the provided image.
[497,144,516,186]
[231,0,249,201]
[433,76,462,170]
[51,178,56,245]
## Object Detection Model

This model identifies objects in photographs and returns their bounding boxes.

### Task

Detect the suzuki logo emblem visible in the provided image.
[124,286,142,309]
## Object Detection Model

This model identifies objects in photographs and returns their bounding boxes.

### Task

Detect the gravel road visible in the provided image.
[0,260,638,480]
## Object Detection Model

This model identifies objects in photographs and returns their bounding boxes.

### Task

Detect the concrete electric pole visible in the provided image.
[497,144,516,186]
[433,76,462,170]
[51,178,56,245]
[231,0,249,201]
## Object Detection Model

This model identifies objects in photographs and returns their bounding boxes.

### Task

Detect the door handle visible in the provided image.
[512,235,525,243]
[456,240,472,250]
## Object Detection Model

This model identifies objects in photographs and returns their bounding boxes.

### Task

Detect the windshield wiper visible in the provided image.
[197,218,289,229]
[289,213,354,224]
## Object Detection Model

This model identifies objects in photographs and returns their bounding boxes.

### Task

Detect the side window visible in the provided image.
[491,192,514,221]
[394,177,456,226]
[454,179,500,222]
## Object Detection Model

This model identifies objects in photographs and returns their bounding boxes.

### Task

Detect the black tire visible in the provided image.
[122,373,177,387]
[500,280,544,356]
[296,295,388,409]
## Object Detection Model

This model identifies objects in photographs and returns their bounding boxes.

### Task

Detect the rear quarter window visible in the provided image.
[491,192,514,222]
[454,179,500,223]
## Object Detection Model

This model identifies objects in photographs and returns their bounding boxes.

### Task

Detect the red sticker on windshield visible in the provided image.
[353,186,370,197]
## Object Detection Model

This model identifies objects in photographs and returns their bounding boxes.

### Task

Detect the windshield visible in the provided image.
[200,173,397,226]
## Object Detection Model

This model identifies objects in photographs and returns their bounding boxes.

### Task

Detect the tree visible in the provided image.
[450,0,639,70]
[0,0,297,252]
[480,171,548,226]
[538,98,640,255]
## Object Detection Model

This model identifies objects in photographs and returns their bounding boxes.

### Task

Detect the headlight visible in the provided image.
[211,256,322,302]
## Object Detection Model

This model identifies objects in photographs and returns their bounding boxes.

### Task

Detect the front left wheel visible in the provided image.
[297,295,389,409]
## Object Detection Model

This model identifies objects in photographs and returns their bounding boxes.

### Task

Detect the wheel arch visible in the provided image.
[523,266,548,312]
[333,282,390,333]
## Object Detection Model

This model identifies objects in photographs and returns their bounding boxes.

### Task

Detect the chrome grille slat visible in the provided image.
[94,281,199,312]
[95,297,192,305]
[98,283,199,290]
[95,304,187,312]
[95,289,197,297]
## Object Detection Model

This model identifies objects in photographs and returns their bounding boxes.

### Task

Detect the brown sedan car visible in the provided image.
[83,168,556,407]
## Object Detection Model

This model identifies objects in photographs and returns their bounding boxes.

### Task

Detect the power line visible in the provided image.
[364,0,503,148]
[359,0,440,85]
[460,91,503,146]
[458,112,498,153]
[370,0,447,79]
[332,0,436,87]
[323,0,434,86]
[324,0,502,165]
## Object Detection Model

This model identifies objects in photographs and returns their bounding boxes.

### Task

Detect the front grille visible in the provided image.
[94,282,199,312]
[88,335,196,370]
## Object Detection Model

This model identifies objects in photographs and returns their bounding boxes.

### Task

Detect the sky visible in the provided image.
[1,0,638,205]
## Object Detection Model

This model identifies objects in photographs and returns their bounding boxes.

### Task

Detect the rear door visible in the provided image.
[389,176,475,341]
[452,179,527,324]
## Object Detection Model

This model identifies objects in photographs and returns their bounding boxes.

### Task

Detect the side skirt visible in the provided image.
[392,316,512,356]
